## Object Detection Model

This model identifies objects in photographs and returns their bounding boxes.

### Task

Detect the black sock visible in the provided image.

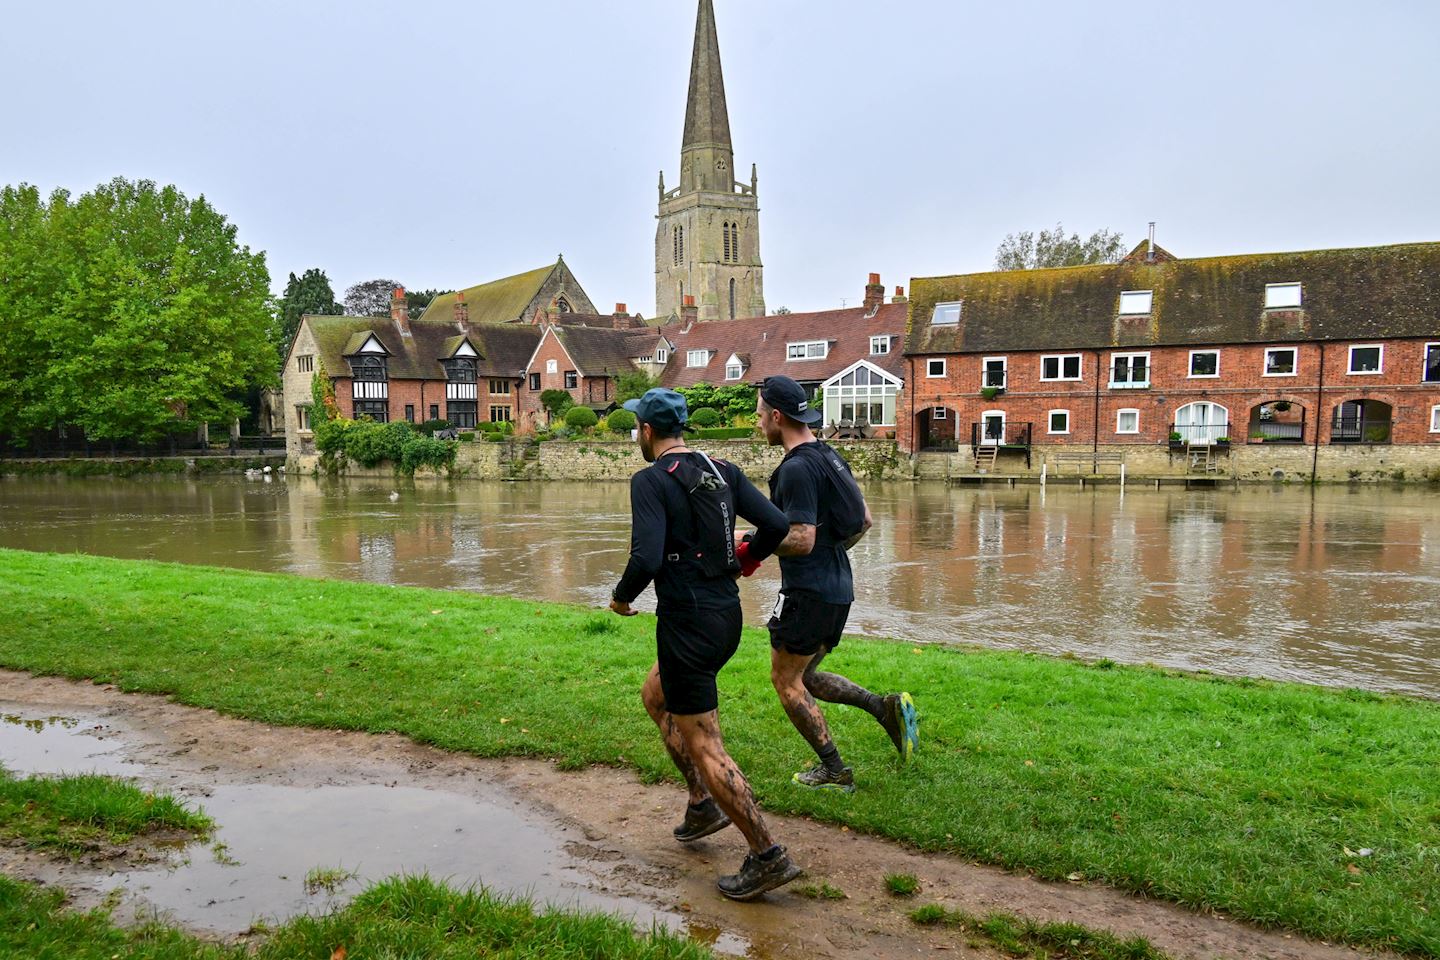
[759,844,784,861]
[817,742,845,774]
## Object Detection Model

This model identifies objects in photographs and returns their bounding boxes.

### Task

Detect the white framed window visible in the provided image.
[1431,405,1440,433]
[1109,352,1151,388]
[1348,345,1383,375]
[564,371,578,389]
[1040,354,1082,381]
[297,354,314,373]
[1265,283,1303,309]
[296,405,313,432]
[931,301,962,326]
[933,407,947,420]
[982,356,1007,390]
[1423,343,1440,383]
[926,358,947,378]
[1116,408,1140,434]
[687,349,710,368]
[725,363,743,381]
[787,340,829,361]
[1047,410,1071,435]
[546,359,558,374]
[1119,290,1154,316]
[656,347,669,364]
[1188,350,1220,378]
[870,335,891,356]
[1265,347,1298,377]
[1174,401,1230,446]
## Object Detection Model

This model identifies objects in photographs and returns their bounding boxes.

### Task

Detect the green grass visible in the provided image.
[304,865,359,895]
[884,872,920,897]
[0,872,714,959]
[1,548,1438,956]
[911,903,1172,960]
[793,881,847,901]
[0,765,212,855]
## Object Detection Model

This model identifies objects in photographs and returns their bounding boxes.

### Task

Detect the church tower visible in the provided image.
[655,0,765,322]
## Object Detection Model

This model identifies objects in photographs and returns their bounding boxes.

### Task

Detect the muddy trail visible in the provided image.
[0,670,1373,960]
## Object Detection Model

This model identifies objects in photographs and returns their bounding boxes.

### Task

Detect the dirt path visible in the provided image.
[0,670,1374,960]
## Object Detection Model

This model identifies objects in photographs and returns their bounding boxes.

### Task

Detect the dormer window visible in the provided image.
[870,336,891,356]
[657,347,669,364]
[1119,290,1154,316]
[787,340,829,361]
[726,361,744,381]
[1265,283,1303,309]
[687,349,710,368]
[442,357,477,382]
[931,302,962,326]
[349,356,387,381]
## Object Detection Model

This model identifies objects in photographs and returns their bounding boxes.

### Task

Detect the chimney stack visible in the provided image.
[863,273,885,314]
[681,295,699,329]
[1147,222,1156,263]
[892,286,908,304]
[453,291,469,330]
[391,286,411,336]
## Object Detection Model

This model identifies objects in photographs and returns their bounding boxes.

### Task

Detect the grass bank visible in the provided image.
[0,764,211,855]
[0,873,712,960]
[1,549,1437,955]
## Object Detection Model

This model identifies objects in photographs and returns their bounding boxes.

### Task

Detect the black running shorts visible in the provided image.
[656,604,743,716]
[767,591,851,658]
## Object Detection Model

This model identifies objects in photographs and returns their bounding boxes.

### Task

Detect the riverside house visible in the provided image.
[661,274,910,435]
[899,239,1440,480]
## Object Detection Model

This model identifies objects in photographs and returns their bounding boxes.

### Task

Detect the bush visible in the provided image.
[540,390,574,419]
[418,419,450,437]
[400,435,457,474]
[564,406,599,430]
[313,417,457,475]
[606,409,637,433]
[690,407,723,428]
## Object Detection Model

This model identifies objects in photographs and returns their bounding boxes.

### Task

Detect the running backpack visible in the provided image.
[659,451,740,578]
[809,442,868,544]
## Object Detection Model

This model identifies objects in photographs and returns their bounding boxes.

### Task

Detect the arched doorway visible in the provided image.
[1331,400,1393,443]
[1247,400,1306,443]
[916,407,959,451]
[1174,401,1229,445]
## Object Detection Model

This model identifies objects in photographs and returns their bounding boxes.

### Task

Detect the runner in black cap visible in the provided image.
[749,375,919,792]
[609,388,803,900]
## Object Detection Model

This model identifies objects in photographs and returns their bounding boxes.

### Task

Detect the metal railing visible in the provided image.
[1330,416,1392,444]
[1,434,284,459]
[971,422,1033,447]
[1246,420,1305,443]
[1169,423,1231,445]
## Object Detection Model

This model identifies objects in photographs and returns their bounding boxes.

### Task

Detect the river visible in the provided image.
[1,476,1437,698]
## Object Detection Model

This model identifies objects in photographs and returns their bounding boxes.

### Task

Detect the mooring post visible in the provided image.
[1120,463,1127,491]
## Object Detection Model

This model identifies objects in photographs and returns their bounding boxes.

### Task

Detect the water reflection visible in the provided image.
[2,476,1438,698]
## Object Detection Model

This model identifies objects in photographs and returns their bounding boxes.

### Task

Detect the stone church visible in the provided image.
[655,0,765,323]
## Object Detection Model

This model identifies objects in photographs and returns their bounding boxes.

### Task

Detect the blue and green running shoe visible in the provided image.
[881,692,919,761]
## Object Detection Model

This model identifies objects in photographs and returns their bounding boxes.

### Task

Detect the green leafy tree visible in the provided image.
[994,224,1126,271]
[689,407,723,428]
[405,288,452,321]
[605,409,637,434]
[277,268,342,358]
[677,383,756,421]
[615,370,659,404]
[344,278,401,317]
[0,178,276,446]
[539,389,574,420]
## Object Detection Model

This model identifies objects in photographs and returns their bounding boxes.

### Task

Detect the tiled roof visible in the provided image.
[305,316,540,381]
[906,242,1440,356]
[659,303,908,389]
[418,264,557,325]
[552,326,658,377]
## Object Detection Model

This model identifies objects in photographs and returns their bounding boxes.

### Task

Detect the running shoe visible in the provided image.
[717,845,804,901]
[881,692,920,762]
[792,763,856,793]
[673,799,731,843]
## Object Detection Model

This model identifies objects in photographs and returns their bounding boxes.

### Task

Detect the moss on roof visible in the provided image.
[419,264,558,325]
[906,242,1440,355]
[304,316,539,381]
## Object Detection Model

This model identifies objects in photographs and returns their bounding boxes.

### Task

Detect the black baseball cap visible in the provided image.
[761,375,822,425]
[623,388,694,433]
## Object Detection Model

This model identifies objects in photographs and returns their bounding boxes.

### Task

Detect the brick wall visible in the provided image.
[899,339,1440,453]
[524,328,616,427]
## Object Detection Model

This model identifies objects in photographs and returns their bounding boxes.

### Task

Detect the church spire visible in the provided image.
[680,0,734,192]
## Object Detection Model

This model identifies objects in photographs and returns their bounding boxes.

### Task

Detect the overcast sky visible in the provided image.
[5,1,1438,315]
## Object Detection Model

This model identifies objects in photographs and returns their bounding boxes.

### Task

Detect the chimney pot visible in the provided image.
[863,273,885,313]
[868,272,881,285]
[390,286,411,334]
[615,303,627,315]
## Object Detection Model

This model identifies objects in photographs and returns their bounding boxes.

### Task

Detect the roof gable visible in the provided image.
[419,264,557,325]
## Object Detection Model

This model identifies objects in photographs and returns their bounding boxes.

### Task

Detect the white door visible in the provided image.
[1175,402,1228,445]
[980,411,1006,446]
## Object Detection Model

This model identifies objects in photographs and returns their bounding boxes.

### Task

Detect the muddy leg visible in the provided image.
[770,648,837,758]
[803,647,886,722]
[673,711,775,854]
[642,664,708,805]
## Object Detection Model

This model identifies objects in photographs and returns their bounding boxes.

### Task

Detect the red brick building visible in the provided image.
[899,241,1440,466]
[522,313,670,430]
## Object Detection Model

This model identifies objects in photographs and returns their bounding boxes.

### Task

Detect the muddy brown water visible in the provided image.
[2,476,1439,697]
[0,672,1380,960]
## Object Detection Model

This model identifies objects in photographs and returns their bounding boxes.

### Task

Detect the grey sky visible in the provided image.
[5,1,1438,316]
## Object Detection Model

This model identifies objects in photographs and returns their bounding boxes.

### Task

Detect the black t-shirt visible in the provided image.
[769,442,854,605]
[613,452,788,613]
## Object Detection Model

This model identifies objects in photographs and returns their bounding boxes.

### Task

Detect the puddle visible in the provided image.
[0,704,754,956]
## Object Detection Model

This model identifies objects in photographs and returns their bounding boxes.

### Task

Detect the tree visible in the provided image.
[771,306,792,315]
[344,278,402,317]
[615,369,659,404]
[539,389,574,421]
[277,268,342,358]
[405,288,452,321]
[0,177,276,446]
[994,224,1126,271]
